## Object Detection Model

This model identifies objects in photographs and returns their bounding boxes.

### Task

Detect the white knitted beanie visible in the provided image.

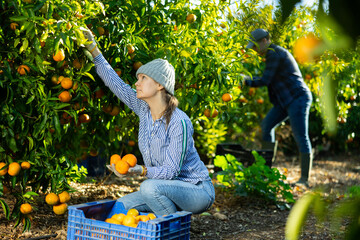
[136,59,175,95]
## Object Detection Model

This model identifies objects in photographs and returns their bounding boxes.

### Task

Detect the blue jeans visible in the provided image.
[117,179,215,215]
[261,94,312,154]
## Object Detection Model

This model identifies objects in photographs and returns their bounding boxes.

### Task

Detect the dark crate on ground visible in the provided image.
[216,143,275,168]
[67,199,191,240]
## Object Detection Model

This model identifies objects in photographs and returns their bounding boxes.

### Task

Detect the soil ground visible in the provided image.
[1,151,360,240]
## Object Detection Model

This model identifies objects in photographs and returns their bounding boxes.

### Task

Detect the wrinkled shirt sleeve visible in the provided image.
[93,54,145,116]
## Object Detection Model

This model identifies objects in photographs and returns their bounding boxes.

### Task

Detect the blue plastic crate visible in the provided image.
[67,199,192,240]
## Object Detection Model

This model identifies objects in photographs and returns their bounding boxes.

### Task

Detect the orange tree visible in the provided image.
[0,0,120,230]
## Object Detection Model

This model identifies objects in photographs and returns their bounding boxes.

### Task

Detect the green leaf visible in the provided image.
[53,103,71,110]
[82,72,95,81]
[0,199,10,219]
[10,16,28,21]
[135,25,146,35]
[23,191,39,198]
[53,115,61,137]
[35,55,45,74]
[19,39,29,54]
[214,155,228,170]
[26,95,35,105]
[95,1,106,15]
[8,137,18,152]
[27,136,34,151]
[285,193,317,240]
[14,38,21,48]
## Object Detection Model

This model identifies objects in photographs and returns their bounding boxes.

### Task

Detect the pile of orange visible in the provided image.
[45,191,70,215]
[110,154,137,175]
[104,209,156,228]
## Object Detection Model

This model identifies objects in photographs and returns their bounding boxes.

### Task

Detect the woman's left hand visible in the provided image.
[106,164,145,177]
[80,27,97,51]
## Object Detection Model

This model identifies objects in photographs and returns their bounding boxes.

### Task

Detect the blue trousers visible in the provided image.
[261,94,312,154]
[117,179,215,215]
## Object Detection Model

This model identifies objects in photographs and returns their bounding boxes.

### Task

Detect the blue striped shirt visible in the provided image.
[93,54,211,184]
[245,44,311,108]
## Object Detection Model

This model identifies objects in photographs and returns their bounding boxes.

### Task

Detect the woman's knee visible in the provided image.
[140,179,159,196]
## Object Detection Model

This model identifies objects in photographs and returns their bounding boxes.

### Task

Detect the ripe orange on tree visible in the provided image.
[95,89,105,99]
[122,154,137,167]
[66,22,72,30]
[115,160,130,175]
[89,149,98,157]
[51,75,59,85]
[72,82,79,91]
[115,69,122,77]
[222,93,232,102]
[8,162,21,176]
[97,26,105,36]
[293,34,322,64]
[133,61,143,70]
[21,162,31,170]
[59,91,72,102]
[239,96,248,103]
[0,162,7,176]
[17,65,30,75]
[110,154,121,165]
[45,193,60,206]
[110,105,121,116]
[20,203,32,215]
[204,109,218,118]
[53,49,65,62]
[126,44,135,54]
[53,203,68,215]
[73,59,82,69]
[61,77,73,89]
[2,185,10,194]
[58,75,65,83]
[248,87,256,96]
[102,104,113,113]
[58,191,71,203]
[79,113,91,123]
[256,98,264,104]
[186,13,196,23]
[10,22,19,30]
[128,140,136,147]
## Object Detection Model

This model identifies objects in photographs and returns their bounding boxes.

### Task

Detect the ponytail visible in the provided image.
[163,92,179,126]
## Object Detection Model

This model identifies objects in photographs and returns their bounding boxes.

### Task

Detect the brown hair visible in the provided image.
[163,91,179,126]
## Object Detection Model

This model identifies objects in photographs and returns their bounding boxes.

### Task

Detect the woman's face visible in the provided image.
[135,73,163,100]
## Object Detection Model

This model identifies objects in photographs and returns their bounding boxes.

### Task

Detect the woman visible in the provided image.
[82,29,215,215]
